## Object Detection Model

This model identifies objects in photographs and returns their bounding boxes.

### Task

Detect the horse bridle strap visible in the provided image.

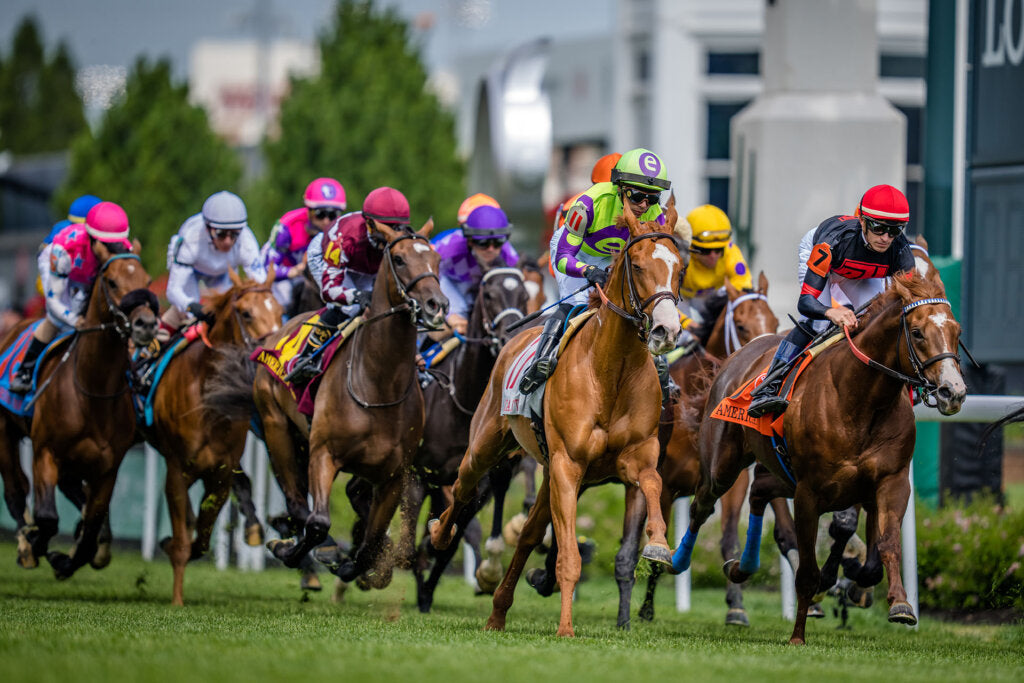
[98,253,144,339]
[384,233,440,325]
[723,292,769,356]
[600,232,679,338]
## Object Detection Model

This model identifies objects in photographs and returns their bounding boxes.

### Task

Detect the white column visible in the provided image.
[902,462,919,628]
[214,497,230,571]
[780,500,796,621]
[251,436,268,571]
[673,497,691,612]
[141,444,160,561]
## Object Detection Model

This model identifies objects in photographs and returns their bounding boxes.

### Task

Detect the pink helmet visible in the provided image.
[362,187,410,225]
[85,202,130,242]
[304,177,347,210]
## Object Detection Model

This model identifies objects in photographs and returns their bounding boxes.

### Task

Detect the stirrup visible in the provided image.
[519,360,553,395]
[9,368,33,393]
[284,356,319,384]
[747,392,788,418]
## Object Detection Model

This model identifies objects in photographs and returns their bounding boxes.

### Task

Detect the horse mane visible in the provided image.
[585,213,664,310]
[207,275,260,319]
[852,272,944,337]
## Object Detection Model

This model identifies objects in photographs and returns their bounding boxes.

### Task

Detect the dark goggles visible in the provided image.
[622,186,661,206]
[863,216,907,238]
[690,245,724,256]
[468,237,506,250]
[314,208,342,221]
[210,227,240,241]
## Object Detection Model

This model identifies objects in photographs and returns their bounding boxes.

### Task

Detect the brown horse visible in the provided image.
[524,273,781,628]
[251,220,447,585]
[143,269,281,605]
[677,274,965,644]
[429,203,685,637]
[0,251,157,578]
[399,265,530,612]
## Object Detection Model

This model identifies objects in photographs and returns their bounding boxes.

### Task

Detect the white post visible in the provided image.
[233,440,254,570]
[141,444,160,561]
[463,542,475,586]
[780,500,796,621]
[673,497,691,612]
[902,462,919,628]
[251,436,268,571]
[214,496,231,571]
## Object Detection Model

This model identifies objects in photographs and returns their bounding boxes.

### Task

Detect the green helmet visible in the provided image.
[610,148,671,192]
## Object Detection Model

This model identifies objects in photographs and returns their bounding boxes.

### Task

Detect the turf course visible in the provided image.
[0,541,1020,683]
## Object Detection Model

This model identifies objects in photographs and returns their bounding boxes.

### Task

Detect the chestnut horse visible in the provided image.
[253,220,447,586]
[143,270,282,605]
[400,265,530,612]
[676,274,965,644]
[0,251,157,577]
[429,204,685,637]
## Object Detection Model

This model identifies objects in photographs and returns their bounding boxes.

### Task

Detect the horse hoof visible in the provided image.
[159,536,173,555]
[725,608,750,627]
[90,543,112,570]
[16,527,38,569]
[301,571,322,592]
[245,523,265,547]
[475,560,503,594]
[526,568,555,596]
[312,545,342,570]
[638,603,654,622]
[640,543,672,567]
[331,578,348,604]
[846,582,875,609]
[502,513,527,547]
[267,538,303,567]
[46,552,73,580]
[427,518,457,551]
[788,637,806,646]
[808,603,825,619]
[484,615,506,631]
[888,601,917,626]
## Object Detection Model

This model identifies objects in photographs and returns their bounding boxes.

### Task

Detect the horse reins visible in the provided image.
[596,232,680,341]
[723,291,771,356]
[842,296,960,405]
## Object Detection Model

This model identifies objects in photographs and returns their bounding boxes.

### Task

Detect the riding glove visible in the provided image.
[584,266,608,287]
[351,290,372,308]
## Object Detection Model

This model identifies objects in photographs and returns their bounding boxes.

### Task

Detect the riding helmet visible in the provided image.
[362,187,410,225]
[85,202,131,242]
[202,191,248,230]
[610,148,671,193]
[304,177,347,210]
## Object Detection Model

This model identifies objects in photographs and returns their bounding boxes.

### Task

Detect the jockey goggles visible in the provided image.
[468,237,506,250]
[622,186,661,206]
[863,216,907,238]
[208,226,240,241]
[690,245,724,256]
[313,208,342,221]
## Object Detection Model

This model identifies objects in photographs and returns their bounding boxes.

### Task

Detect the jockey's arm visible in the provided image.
[165,263,195,312]
[553,220,589,278]
[42,244,80,327]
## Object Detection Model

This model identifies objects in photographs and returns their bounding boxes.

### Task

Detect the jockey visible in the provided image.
[519,147,670,395]
[162,191,265,337]
[10,201,135,392]
[432,199,519,335]
[262,177,346,313]
[678,204,752,346]
[746,184,916,418]
[43,194,103,246]
[286,186,412,382]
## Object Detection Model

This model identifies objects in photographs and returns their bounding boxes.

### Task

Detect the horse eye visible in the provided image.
[393,255,406,267]
[106,277,117,290]
[911,328,925,341]
[241,310,253,321]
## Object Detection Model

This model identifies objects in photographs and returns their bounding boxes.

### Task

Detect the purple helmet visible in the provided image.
[462,205,512,240]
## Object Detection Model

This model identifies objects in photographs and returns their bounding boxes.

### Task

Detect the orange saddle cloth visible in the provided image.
[709,351,815,438]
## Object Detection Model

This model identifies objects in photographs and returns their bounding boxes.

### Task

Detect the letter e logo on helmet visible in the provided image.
[639,152,661,177]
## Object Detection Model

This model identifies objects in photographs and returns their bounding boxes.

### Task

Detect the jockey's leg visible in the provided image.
[284,304,344,383]
[746,325,813,418]
[10,318,59,393]
[518,303,572,394]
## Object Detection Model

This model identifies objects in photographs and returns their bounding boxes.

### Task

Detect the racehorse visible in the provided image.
[251,220,447,586]
[677,274,965,644]
[143,269,281,605]
[524,273,781,628]
[399,265,530,612]
[429,202,685,637]
[0,250,157,577]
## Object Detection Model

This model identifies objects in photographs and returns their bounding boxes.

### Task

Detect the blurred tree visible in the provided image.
[0,16,86,154]
[54,58,242,274]
[253,0,464,235]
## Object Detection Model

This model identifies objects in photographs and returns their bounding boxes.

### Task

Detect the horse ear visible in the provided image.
[370,218,399,243]
[758,270,769,295]
[228,268,243,287]
[131,238,143,254]
[914,234,929,250]
[417,216,434,239]
[263,268,275,287]
[663,196,679,234]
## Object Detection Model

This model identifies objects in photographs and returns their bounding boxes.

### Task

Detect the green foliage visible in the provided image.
[0,15,86,154]
[254,0,464,236]
[917,494,1024,612]
[54,58,242,273]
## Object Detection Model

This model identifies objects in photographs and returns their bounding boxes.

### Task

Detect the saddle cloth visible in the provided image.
[0,321,74,418]
[251,311,363,416]
[500,309,597,418]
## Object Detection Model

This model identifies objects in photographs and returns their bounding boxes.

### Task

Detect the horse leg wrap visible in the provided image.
[671,529,697,573]
[739,514,763,574]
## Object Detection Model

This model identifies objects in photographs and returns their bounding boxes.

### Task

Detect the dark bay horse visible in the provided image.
[429,204,685,637]
[677,274,965,644]
[253,220,447,586]
[0,250,157,577]
[144,269,281,605]
[400,265,530,612]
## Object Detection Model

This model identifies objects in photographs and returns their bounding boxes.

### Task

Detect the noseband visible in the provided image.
[457,267,526,355]
[96,253,145,339]
[723,291,771,356]
[600,232,679,341]
[228,285,274,347]
[367,232,441,329]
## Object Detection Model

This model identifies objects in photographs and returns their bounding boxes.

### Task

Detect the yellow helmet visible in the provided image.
[687,204,731,249]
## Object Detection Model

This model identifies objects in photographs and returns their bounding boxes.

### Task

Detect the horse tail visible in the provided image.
[977,403,1024,457]
[202,345,258,424]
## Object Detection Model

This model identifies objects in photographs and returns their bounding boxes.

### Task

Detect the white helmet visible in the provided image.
[202,191,248,230]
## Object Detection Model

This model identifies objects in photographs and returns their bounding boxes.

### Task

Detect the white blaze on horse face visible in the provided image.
[413,242,431,254]
[649,243,682,348]
[502,276,519,291]
[524,280,540,298]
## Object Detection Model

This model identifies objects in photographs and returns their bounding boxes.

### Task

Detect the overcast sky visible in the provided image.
[0,0,612,78]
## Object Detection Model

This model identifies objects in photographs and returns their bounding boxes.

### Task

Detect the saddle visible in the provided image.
[130,322,211,427]
[0,321,74,417]
[252,313,363,415]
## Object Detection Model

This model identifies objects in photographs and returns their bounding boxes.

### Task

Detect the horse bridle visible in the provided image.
[227,284,274,348]
[844,296,961,406]
[602,232,680,340]
[455,267,526,356]
[723,291,771,356]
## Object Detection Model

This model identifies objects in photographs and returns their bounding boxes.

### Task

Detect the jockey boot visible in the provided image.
[654,354,678,404]
[284,306,345,384]
[746,354,791,418]
[518,305,570,395]
[9,337,46,393]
